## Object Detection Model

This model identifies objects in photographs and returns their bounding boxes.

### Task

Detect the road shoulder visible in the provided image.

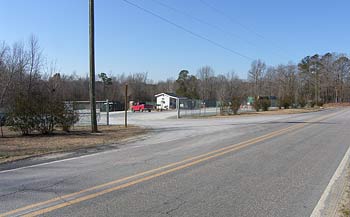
[310,145,350,217]
[0,125,149,171]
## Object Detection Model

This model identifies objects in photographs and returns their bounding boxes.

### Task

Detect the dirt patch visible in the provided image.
[210,108,324,119]
[0,125,147,164]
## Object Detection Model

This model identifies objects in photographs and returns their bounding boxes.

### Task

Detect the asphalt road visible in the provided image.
[1,108,350,217]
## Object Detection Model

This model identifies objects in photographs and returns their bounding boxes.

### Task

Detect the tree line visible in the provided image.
[1,37,350,133]
[167,55,350,109]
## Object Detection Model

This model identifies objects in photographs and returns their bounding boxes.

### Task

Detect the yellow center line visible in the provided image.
[0,122,301,217]
[0,109,345,217]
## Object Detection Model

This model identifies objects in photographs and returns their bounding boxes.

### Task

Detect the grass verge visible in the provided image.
[210,107,324,119]
[0,125,147,164]
[337,165,350,217]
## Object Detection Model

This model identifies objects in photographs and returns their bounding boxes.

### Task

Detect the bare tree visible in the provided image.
[197,66,215,100]
[248,59,266,97]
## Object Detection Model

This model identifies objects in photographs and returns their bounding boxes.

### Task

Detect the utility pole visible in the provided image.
[106,99,109,126]
[125,84,128,128]
[89,0,98,132]
[315,71,318,105]
[311,69,318,105]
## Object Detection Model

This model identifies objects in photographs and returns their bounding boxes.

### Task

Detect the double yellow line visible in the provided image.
[1,109,345,217]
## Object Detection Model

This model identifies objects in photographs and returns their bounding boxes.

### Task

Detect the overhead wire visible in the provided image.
[198,0,291,58]
[121,0,255,61]
[151,0,291,60]
[199,0,266,39]
[150,0,259,48]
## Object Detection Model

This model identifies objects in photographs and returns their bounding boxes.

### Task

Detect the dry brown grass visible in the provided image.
[336,166,350,217]
[324,103,350,108]
[0,125,147,164]
[252,108,324,115]
[211,107,323,119]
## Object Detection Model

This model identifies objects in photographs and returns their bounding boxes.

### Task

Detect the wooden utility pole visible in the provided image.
[89,0,98,132]
[106,99,109,126]
[125,84,128,128]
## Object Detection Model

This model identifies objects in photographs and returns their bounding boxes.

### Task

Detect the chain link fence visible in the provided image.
[66,101,103,126]
[178,99,257,118]
[178,99,220,117]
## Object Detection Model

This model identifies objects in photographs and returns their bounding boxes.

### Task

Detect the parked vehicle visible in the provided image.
[131,102,154,112]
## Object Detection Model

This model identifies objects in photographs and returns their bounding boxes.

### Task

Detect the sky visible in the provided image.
[0,0,349,81]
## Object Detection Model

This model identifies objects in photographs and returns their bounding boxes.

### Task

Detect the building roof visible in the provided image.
[154,92,187,99]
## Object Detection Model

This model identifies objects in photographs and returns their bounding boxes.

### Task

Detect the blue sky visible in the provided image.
[0,0,349,81]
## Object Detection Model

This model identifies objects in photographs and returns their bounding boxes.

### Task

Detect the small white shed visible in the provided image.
[155,93,185,110]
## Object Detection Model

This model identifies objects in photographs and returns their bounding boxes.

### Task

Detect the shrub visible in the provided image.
[317,102,324,107]
[253,98,261,112]
[219,101,230,115]
[261,98,271,111]
[57,104,79,132]
[6,95,36,135]
[310,101,316,108]
[298,98,307,108]
[0,112,6,137]
[279,97,292,109]
[283,101,290,109]
[7,90,79,135]
[230,96,242,115]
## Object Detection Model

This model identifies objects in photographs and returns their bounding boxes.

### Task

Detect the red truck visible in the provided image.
[131,102,154,112]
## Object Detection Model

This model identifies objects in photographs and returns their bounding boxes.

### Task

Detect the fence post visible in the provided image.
[106,99,109,126]
[177,99,180,119]
[125,84,128,128]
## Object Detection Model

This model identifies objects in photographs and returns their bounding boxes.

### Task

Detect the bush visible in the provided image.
[230,96,242,115]
[310,101,316,108]
[283,101,290,109]
[317,102,324,107]
[7,101,78,135]
[298,98,307,108]
[253,97,270,112]
[261,98,271,111]
[57,104,79,132]
[219,101,229,115]
[7,89,79,135]
[0,113,6,137]
[253,98,261,112]
[6,96,36,135]
[279,97,292,109]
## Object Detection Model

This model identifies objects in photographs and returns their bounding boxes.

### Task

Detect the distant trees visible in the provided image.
[197,66,216,100]
[250,53,350,108]
[248,59,266,97]
[175,70,199,99]
[297,53,350,105]
[98,72,112,99]
[2,36,350,132]
[214,72,247,114]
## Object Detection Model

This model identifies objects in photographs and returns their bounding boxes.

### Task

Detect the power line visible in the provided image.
[150,0,258,48]
[152,0,290,60]
[199,0,291,57]
[121,0,255,61]
[199,0,265,39]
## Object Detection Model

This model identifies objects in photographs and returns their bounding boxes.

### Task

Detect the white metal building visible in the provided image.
[155,93,185,110]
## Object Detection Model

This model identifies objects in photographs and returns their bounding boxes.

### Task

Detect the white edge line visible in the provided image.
[0,152,109,174]
[0,137,190,174]
[310,144,350,217]
[0,145,144,174]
